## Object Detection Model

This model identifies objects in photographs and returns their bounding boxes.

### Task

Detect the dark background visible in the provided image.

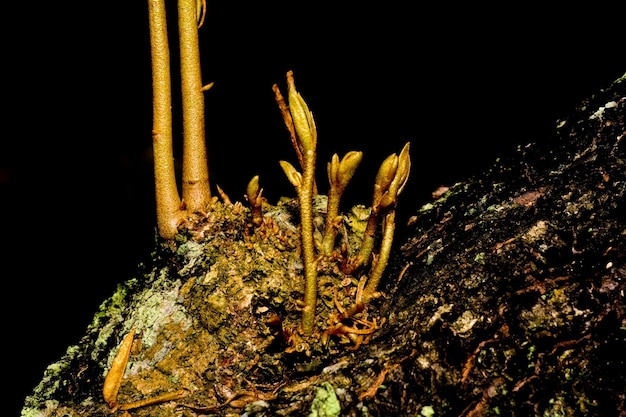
[3,2,625,414]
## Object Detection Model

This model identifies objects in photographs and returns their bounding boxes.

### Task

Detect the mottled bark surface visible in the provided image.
[21,74,625,417]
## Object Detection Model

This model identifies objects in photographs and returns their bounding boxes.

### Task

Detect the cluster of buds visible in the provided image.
[251,70,411,335]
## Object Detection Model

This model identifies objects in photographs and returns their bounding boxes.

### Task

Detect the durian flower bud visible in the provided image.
[287,71,317,152]
[373,153,399,207]
[246,175,264,227]
[279,160,303,189]
[328,151,362,192]
[376,142,411,211]
[246,175,261,204]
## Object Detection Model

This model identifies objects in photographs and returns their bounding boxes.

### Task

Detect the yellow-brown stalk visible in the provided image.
[149,0,212,239]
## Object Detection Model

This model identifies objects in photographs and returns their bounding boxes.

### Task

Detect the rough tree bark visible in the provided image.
[21,73,625,417]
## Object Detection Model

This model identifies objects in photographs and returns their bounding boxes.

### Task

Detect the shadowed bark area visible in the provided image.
[370,73,625,416]
[21,74,624,417]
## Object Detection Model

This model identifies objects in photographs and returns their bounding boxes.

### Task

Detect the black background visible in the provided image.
[3,2,625,414]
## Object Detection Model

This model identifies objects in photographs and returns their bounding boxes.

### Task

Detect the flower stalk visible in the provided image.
[322,151,363,256]
[277,71,319,335]
[361,142,411,301]
[342,143,410,279]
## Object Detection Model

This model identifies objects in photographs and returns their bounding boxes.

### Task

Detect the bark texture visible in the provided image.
[21,73,625,417]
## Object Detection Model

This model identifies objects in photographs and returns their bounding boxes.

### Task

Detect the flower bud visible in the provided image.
[337,151,363,190]
[280,160,302,188]
[389,142,411,197]
[287,71,316,152]
[374,153,398,203]
[246,175,261,202]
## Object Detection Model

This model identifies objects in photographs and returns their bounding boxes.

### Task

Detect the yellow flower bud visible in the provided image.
[279,160,303,189]
[388,142,411,197]
[374,153,398,203]
[327,153,340,186]
[337,151,363,190]
[287,71,317,152]
[246,175,261,202]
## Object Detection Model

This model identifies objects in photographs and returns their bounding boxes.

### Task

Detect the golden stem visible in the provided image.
[178,0,211,212]
[323,152,362,256]
[362,210,396,301]
[300,149,318,335]
[148,0,183,239]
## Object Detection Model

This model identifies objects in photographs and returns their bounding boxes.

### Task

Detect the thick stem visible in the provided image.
[178,0,211,212]
[148,0,183,239]
[300,149,318,335]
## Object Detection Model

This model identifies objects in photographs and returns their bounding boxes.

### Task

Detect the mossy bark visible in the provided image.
[21,74,625,416]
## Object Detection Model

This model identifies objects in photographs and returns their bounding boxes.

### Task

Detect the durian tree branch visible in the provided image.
[178,0,211,212]
[149,0,213,239]
[149,0,184,239]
